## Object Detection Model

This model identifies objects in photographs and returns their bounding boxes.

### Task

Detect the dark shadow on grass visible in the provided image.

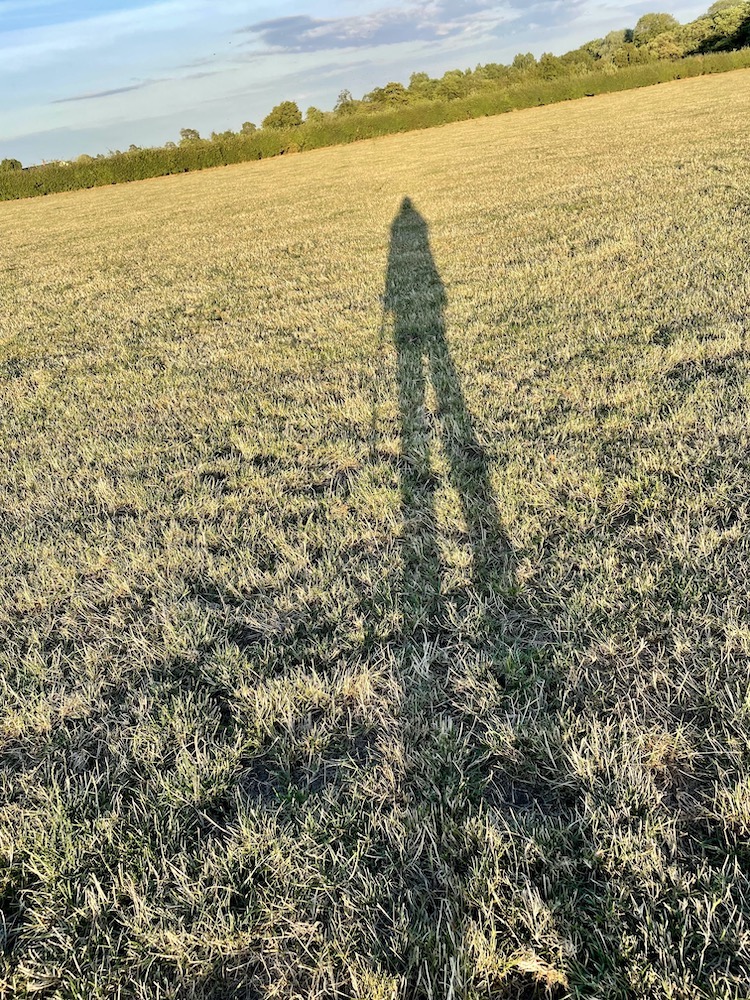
[384,196,515,643]
[370,198,575,997]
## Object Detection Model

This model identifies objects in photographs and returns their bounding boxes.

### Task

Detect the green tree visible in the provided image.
[708,0,741,12]
[538,52,564,79]
[647,32,685,58]
[712,1,750,48]
[513,52,536,75]
[0,158,22,171]
[476,62,511,83]
[262,101,302,129]
[436,70,468,100]
[241,121,257,134]
[334,89,358,115]
[558,46,597,72]
[305,107,325,124]
[179,128,201,145]
[612,42,650,66]
[633,12,680,45]
[408,71,434,98]
[365,81,409,105]
[596,29,632,58]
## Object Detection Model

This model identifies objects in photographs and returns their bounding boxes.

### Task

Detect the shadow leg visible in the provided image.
[396,330,444,639]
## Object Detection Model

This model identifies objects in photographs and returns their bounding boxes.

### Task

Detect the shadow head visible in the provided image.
[399,195,417,215]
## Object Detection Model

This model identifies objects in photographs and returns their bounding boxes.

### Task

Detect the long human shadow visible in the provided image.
[383,196,514,643]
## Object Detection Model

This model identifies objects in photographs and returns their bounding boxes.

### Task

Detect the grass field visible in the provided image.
[1,69,750,999]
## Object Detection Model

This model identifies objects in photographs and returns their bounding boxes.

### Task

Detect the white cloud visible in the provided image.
[239,2,526,53]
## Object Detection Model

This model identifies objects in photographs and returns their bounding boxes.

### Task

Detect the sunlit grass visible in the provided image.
[1,71,749,998]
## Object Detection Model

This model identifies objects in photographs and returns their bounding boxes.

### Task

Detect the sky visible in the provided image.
[1,0,710,164]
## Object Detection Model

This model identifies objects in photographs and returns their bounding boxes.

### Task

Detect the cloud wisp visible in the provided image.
[237,1,517,54]
[235,1,602,55]
[52,81,158,104]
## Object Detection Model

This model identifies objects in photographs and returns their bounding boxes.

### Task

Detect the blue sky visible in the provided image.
[1,0,709,164]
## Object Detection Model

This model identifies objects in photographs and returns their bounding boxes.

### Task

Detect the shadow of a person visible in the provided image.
[384,196,514,646]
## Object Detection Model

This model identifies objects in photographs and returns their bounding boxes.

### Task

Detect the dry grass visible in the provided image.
[1,70,749,999]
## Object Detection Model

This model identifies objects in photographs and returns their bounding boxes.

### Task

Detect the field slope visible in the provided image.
[1,71,749,998]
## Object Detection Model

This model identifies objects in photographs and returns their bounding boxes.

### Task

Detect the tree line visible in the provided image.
[1,3,749,201]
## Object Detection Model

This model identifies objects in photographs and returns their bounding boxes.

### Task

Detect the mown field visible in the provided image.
[1,70,749,999]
